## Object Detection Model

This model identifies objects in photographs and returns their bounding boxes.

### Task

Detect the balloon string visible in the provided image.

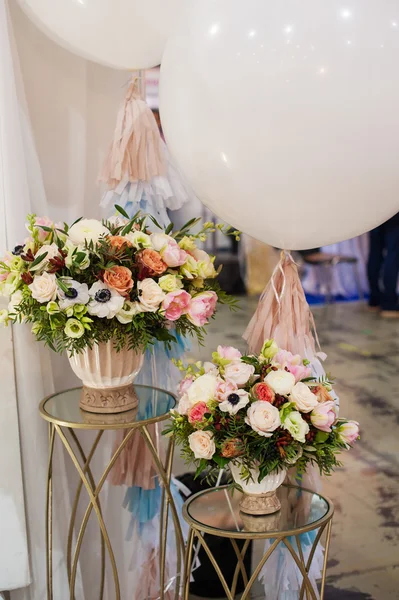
[271,250,291,308]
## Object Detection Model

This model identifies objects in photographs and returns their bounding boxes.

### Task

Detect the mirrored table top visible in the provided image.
[184,485,333,539]
[39,385,175,430]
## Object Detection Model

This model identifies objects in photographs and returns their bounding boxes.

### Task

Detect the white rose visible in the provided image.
[150,232,174,252]
[187,373,218,407]
[137,279,165,312]
[68,219,109,246]
[283,411,309,443]
[31,243,59,272]
[177,393,192,416]
[189,430,216,460]
[224,362,255,386]
[8,290,23,313]
[125,230,152,249]
[116,301,143,324]
[265,369,295,396]
[29,272,57,303]
[290,382,318,413]
[245,401,281,437]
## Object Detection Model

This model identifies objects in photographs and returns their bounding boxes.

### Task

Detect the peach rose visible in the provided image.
[103,266,134,296]
[109,236,132,251]
[137,249,167,278]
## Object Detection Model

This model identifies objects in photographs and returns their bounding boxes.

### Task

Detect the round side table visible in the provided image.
[39,385,182,600]
[182,484,334,600]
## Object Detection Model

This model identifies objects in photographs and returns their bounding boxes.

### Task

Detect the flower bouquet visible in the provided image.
[168,340,359,515]
[0,207,236,413]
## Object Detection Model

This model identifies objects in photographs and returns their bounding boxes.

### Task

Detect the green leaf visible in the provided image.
[213,454,230,469]
[38,225,53,232]
[194,459,209,479]
[29,251,48,269]
[148,215,163,230]
[121,220,135,236]
[74,252,87,264]
[70,216,83,227]
[165,223,174,235]
[56,278,70,293]
[115,204,130,219]
[315,431,330,444]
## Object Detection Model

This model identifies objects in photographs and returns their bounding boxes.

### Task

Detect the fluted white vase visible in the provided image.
[230,461,287,515]
[68,341,144,414]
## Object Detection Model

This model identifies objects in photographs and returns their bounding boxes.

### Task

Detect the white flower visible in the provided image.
[137,279,165,312]
[187,373,218,407]
[189,430,216,460]
[283,411,309,443]
[29,272,57,303]
[57,280,89,309]
[31,243,59,272]
[224,362,255,386]
[177,393,192,416]
[265,369,296,396]
[150,232,174,252]
[8,290,23,313]
[290,382,318,413]
[116,301,143,324]
[219,389,250,415]
[158,274,183,293]
[191,248,217,278]
[125,230,152,249]
[245,401,281,437]
[68,219,109,246]
[203,361,219,376]
[87,281,124,319]
[179,255,199,279]
[0,309,9,325]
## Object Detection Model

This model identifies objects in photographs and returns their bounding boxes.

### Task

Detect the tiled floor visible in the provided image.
[178,298,399,600]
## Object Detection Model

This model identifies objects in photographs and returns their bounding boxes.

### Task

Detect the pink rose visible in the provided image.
[187,291,217,326]
[163,290,191,321]
[310,401,337,432]
[217,345,242,361]
[162,240,188,267]
[215,378,238,402]
[337,421,360,446]
[35,216,54,242]
[273,349,312,382]
[188,402,208,424]
[252,382,275,404]
[178,376,194,396]
[224,362,255,386]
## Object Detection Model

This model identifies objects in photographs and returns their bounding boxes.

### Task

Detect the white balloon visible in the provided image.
[160,0,399,249]
[18,0,184,70]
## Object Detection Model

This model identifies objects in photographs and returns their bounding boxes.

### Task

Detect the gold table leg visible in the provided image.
[46,424,55,600]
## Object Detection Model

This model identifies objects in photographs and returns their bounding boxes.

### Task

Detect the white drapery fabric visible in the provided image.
[1,2,142,597]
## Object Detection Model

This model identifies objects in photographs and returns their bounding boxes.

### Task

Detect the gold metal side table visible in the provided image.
[182,484,334,600]
[39,385,183,600]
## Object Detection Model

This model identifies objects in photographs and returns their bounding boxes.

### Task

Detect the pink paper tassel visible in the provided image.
[99,79,166,188]
[109,425,158,489]
[243,251,321,359]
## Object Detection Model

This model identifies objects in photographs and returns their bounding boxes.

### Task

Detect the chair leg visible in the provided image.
[353,263,364,302]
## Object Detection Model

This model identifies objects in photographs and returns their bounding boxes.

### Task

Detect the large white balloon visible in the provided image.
[160,0,399,249]
[18,0,183,70]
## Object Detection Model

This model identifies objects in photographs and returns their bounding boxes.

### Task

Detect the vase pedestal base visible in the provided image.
[239,490,281,516]
[80,383,139,414]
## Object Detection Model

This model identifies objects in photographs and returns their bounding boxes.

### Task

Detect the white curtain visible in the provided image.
[1,2,141,597]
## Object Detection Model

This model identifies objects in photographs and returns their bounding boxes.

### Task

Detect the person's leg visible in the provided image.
[381,221,399,312]
[367,226,384,307]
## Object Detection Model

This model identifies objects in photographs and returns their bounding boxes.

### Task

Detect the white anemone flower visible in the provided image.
[87,281,124,319]
[58,279,90,309]
[219,389,250,415]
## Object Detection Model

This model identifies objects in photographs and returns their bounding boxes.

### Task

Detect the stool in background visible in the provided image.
[301,252,364,304]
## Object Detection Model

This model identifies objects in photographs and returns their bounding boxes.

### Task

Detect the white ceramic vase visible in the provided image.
[230,461,287,515]
[68,341,144,414]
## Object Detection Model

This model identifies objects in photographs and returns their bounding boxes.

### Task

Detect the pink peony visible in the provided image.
[187,291,217,326]
[215,378,238,402]
[178,376,194,396]
[162,240,188,267]
[273,349,311,382]
[310,401,337,432]
[163,290,191,321]
[188,402,208,424]
[217,345,242,361]
[252,382,275,404]
[337,421,360,446]
[35,216,54,242]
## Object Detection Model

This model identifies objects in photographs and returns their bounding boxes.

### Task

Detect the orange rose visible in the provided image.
[109,236,132,251]
[137,249,167,278]
[103,266,134,296]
